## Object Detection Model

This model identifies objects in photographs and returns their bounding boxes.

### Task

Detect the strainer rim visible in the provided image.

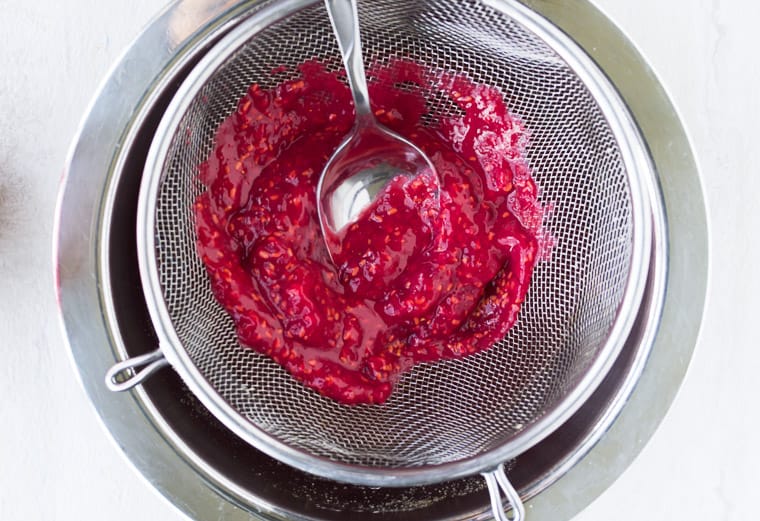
[136,0,653,487]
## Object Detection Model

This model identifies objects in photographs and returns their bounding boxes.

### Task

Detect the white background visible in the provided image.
[1,1,758,520]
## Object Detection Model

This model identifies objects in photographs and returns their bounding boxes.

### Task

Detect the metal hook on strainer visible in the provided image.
[105,0,654,519]
[484,464,526,521]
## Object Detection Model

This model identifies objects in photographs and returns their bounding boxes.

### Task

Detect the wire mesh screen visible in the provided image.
[151,0,633,468]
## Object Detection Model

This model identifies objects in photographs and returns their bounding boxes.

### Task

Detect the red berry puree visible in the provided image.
[194,60,545,404]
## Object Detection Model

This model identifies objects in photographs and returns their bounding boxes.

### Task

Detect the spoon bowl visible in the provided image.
[318,119,435,235]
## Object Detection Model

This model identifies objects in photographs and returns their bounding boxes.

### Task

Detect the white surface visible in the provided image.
[0,1,758,520]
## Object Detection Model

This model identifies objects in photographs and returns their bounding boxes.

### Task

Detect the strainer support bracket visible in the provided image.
[483,463,525,521]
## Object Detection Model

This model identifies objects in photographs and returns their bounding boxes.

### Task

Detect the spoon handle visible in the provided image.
[325,0,373,121]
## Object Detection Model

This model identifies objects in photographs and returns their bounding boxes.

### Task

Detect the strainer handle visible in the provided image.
[105,349,169,392]
[483,464,525,521]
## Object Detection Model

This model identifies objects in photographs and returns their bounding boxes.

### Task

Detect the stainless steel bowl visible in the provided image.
[54,1,707,519]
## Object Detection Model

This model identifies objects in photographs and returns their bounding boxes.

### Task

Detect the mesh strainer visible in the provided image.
[106,0,653,518]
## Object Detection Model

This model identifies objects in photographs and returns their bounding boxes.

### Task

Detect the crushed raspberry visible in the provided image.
[194,59,545,404]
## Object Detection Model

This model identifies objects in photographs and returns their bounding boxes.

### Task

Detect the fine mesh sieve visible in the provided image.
[106,0,653,518]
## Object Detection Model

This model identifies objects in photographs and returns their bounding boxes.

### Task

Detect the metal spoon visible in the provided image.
[317,0,437,260]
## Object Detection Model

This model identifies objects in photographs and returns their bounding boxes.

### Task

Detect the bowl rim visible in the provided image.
[54,0,707,519]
